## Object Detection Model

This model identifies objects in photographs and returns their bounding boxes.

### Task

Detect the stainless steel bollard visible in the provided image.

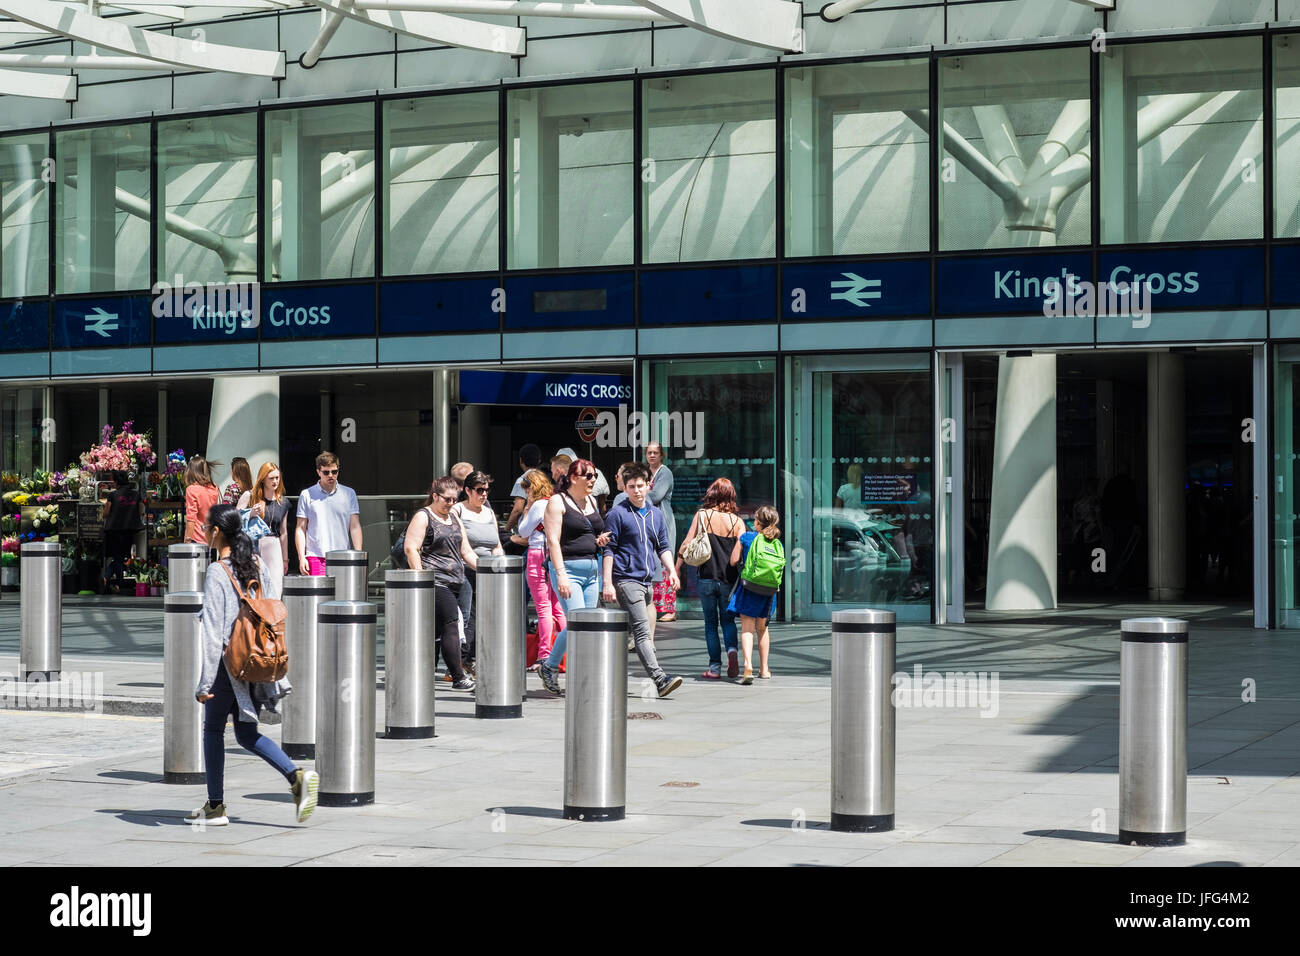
[281,575,336,759]
[163,591,205,785]
[1119,617,1188,847]
[475,555,525,719]
[831,608,896,833]
[316,600,377,807]
[327,549,368,603]
[167,543,209,595]
[20,540,62,681]
[384,569,438,738]
[563,607,628,822]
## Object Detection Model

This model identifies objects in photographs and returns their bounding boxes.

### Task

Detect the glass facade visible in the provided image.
[54,123,150,294]
[940,47,1091,250]
[1275,35,1300,237]
[643,70,775,263]
[0,132,49,299]
[1101,36,1264,244]
[784,60,929,258]
[156,113,258,285]
[265,102,376,282]
[1275,347,1300,628]
[384,93,499,276]
[507,82,634,269]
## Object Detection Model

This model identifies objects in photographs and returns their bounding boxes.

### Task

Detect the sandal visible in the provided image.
[758,671,772,680]
[659,612,677,622]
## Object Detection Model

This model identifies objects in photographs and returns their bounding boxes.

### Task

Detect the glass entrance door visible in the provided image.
[786,353,934,621]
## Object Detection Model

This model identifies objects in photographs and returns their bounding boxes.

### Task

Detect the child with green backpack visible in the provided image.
[727,505,785,685]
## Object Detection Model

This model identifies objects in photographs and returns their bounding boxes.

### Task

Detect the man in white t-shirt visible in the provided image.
[294,451,362,576]
[557,447,610,509]
[505,443,542,533]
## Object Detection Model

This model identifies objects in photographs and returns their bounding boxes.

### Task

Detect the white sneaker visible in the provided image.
[185,801,229,826]
[291,770,319,824]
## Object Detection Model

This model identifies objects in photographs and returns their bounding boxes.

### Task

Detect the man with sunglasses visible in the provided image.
[295,451,362,576]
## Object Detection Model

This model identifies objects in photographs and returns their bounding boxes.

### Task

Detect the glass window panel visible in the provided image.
[265,102,376,282]
[1,387,45,476]
[643,70,776,263]
[384,92,499,276]
[1275,35,1300,237]
[785,60,929,257]
[156,113,257,287]
[1101,36,1263,244]
[0,132,49,299]
[939,48,1091,250]
[507,81,633,269]
[55,123,151,294]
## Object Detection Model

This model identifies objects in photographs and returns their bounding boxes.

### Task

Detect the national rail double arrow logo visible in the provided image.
[830,272,883,308]
[83,307,119,338]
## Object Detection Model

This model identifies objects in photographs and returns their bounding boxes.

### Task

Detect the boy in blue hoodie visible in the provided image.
[601,461,683,698]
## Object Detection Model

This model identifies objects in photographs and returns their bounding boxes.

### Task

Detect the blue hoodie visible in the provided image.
[604,498,669,583]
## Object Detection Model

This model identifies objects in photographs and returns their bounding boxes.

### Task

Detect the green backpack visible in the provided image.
[741,534,785,595]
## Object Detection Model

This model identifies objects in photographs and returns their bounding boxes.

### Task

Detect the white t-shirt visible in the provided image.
[519,498,549,551]
[297,482,360,557]
[509,470,533,500]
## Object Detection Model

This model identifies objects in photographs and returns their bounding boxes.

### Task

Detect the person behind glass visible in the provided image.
[451,469,504,674]
[536,459,608,696]
[187,504,318,827]
[237,462,289,599]
[404,477,479,691]
[645,441,677,621]
[601,461,683,698]
[675,477,744,680]
[728,505,782,685]
[220,456,252,507]
[505,443,543,535]
[294,451,361,577]
[101,470,144,593]
[183,455,221,550]
[509,469,562,669]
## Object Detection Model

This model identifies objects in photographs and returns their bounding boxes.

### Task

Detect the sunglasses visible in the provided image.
[574,472,595,480]
[471,486,489,494]
[320,469,339,475]
[437,494,458,503]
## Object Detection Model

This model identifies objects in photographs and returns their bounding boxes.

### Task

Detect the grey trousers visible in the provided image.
[614,579,666,685]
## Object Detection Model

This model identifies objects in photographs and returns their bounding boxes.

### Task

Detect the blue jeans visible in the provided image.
[545,556,600,667]
[203,666,296,805]
[698,577,738,670]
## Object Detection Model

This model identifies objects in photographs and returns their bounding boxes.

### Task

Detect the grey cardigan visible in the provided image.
[195,556,286,723]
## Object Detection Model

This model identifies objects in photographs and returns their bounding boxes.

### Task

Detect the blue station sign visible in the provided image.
[1097,247,1264,310]
[381,278,500,335]
[459,370,633,408]
[937,253,1092,316]
[782,259,930,319]
[0,300,50,351]
[259,283,376,340]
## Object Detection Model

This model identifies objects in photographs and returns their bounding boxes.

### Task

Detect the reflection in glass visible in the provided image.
[1275,35,1300,237]
[940,48,1091,250]
[507,82,633,269]
[643,70,775,263]
[265,103,376,281]
[55,123,151,293]
[384,93,499,276]
[156,113,258,285]
[0,132,49,298]
[785,60,929,257]
[1101,37,1263,244]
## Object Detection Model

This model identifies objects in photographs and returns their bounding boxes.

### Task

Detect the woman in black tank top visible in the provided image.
[674,478,744,679]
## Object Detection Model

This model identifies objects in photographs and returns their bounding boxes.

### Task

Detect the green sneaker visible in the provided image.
[185,801,228,827]
[291,769,319,824]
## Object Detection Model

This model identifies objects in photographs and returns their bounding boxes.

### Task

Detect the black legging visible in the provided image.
[435,581,467,681]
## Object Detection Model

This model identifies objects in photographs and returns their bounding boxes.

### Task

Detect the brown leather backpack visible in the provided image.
[221,562,289,682]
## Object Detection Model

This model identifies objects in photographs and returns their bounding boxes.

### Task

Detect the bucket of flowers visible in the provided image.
[32,504,58,536]
[148,562,165,597]
[162,449,186,500]
[1,535,18,589]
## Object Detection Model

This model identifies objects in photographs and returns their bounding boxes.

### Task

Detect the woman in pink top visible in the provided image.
[184,455,221,546]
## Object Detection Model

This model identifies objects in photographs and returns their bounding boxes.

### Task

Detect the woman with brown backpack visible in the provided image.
[187,503,317,827]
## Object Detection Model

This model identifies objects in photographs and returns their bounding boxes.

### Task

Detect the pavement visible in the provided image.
[0,599,1297,866]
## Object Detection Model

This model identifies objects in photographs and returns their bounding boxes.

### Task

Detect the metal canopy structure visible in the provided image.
[0,0,805,101]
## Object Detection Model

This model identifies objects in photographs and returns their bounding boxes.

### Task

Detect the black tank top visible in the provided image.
[559,493,604,559]
[698,510,743,583]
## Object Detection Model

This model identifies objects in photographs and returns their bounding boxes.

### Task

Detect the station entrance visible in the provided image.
[940,347,1264,625]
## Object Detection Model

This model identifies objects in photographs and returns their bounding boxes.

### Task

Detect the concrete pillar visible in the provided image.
[207,376,280,484]
[457,404,489,475]
[431,369,451,476]
[986,354,1057,611]
[1147,353,1185,602]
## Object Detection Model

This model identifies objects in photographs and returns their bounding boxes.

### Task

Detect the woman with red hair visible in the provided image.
[676,478,744,679]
